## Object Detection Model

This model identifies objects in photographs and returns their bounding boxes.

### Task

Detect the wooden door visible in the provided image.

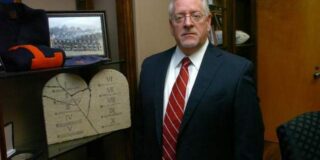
[257,0,320,141]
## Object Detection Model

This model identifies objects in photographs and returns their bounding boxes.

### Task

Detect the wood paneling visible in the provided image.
[0,105,6,160]
[116,1,136,159]
[257,0,320,141]
[76,0,93,10]
[116,0,137,109]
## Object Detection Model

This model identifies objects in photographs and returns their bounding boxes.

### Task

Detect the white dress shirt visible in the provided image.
[163,39,209,118]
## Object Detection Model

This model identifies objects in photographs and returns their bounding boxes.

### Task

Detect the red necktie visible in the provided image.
[162,57,191,160]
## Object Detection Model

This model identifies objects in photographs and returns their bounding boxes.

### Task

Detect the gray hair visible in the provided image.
[168,0,210,19]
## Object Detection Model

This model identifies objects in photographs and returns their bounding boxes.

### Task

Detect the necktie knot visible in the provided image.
[181,57,191,68]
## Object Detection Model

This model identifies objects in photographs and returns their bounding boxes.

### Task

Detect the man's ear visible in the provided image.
[207,15,212,32]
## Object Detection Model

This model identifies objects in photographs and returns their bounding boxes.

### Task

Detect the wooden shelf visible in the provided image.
[0,60,125,79]
[1,0,136,159]
[236,42,256,48]
[209,0,257,81]
[47,131,115,158]
[0,59,128,159]
[210,0,257,65]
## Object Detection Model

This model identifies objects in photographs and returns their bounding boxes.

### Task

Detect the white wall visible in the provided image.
[133,0,175,75]
[22,0,76,10]
[93,0,119,60]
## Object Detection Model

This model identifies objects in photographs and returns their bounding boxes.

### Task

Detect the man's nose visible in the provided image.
[183,16,194,27]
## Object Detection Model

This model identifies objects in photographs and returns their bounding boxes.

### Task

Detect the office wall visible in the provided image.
[21,0,75,10]
[93,0,119,60]
[133,0,175,76]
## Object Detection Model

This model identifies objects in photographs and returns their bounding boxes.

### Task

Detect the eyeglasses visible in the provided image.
[171,12,205,24]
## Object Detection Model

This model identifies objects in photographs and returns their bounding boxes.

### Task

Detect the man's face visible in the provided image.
[170,0,211,55]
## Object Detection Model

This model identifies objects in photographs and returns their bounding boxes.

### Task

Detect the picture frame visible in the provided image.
[47,11,110,59]
[3,122,16,158]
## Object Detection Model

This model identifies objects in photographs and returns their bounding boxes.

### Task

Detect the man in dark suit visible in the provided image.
[134,0,264,159]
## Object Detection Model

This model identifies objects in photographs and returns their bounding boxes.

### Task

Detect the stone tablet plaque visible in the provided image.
[42,69,131,144]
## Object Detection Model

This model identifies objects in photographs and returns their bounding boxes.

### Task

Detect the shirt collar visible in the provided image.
[173,39,209,70]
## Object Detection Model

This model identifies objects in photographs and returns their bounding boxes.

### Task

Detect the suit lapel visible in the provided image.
[153,48,175,146]
[179,44,223,134]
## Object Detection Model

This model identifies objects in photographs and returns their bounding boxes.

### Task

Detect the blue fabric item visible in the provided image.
[64,55,107,67]
[0,3,49,54]
[1,45,65,71]
[0,0,14,4]
[277,111,320,160]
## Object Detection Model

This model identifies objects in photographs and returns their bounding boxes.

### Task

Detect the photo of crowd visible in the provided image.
[48,14,107,57]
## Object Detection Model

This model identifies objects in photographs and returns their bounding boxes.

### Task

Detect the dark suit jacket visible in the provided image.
[134,43,264,160]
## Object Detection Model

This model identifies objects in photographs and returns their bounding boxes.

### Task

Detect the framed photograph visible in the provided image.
[3,122,16,158]
[47,11,110,59]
